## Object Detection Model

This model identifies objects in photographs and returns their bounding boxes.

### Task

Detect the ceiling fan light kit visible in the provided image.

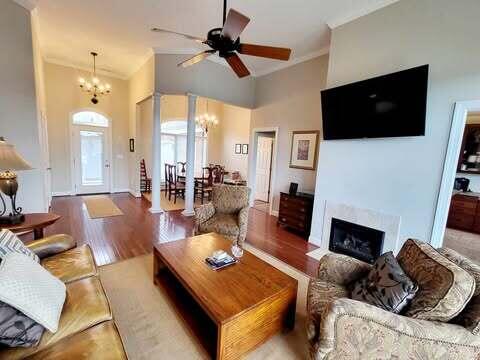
[152,0,292,78]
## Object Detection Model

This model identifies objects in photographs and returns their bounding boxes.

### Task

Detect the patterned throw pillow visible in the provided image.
[0,230,39,263]
[0,302,44,347]
[351,252,418,313]
[437,247,480,334]
[397,239,475,322]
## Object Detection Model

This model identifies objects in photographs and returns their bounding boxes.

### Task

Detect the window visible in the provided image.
[73,111,109,127]
[160,121,207,181]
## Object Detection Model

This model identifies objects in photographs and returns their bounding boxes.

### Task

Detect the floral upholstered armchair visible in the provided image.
[194,184,250,245]
[307,241,480,359]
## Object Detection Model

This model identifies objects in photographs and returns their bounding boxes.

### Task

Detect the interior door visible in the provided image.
[73,125,111,194]
[255,136,273,202]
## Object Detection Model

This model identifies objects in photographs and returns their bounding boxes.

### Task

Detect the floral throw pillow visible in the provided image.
[351,252,418,314]
[0,301,45,347]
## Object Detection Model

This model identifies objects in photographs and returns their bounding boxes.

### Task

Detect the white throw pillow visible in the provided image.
[0,253,66,333]
[0,229,39,263]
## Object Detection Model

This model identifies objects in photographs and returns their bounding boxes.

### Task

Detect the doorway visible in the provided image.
[432,101,480,262]
[248,128,278,215]
[254,133,274,212]
[71,111,112,194]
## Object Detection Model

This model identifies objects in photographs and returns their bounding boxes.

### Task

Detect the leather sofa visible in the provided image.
[194,184,250,245]
[0,234,127,359]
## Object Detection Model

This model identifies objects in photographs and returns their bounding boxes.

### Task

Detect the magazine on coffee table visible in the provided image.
[205,255,237,270]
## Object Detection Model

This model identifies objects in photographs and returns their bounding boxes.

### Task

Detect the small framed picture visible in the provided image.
[129,138,135,152]
[289,130,320,170]
[242,144,249,154]
[235,144,242,154]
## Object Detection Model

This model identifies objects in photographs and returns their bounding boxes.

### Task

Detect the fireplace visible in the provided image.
[329,218,385,264]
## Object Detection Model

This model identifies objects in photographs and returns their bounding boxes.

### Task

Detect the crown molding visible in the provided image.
[326,0,399,29]
[253,47,330,78]
[44,56,128,80]
[12,0,37,11]
[125,48,154,79]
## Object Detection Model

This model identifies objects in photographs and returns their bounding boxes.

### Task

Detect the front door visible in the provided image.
[255,136,273,202]
[72,125,111,194]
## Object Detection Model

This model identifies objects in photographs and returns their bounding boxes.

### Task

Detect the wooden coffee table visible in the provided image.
[153,233,298,360]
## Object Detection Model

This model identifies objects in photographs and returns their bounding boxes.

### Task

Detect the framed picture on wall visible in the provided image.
[235,144,242,154]
[289,130,320,170]
[242,144,248,154]
[129,138,135,152]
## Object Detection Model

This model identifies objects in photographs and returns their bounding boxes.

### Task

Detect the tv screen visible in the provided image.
[321,65,428,140]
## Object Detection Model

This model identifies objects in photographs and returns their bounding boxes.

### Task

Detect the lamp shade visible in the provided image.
[0,138,32,171]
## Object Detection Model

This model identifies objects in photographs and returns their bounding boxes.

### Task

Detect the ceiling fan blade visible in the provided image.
[178,50,216,68]
[225,53,250,78]
[151,28,206,43]
[239,43,292,61]
[221,9,250,42]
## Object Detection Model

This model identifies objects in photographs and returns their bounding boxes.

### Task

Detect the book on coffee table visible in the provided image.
[205,255,237,270]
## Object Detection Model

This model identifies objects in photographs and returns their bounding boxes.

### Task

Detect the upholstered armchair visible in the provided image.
[194,184,250,245]
[307,251,480,359]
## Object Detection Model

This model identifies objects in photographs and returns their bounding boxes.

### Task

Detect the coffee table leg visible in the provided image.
[285,299,296,331]
[153,248,166,283]
[33,227,44,240]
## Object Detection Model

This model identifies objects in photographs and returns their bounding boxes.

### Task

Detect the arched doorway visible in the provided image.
[71,110,112,194]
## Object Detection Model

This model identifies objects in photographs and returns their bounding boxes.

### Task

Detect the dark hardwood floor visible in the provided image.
[29,193,319,276]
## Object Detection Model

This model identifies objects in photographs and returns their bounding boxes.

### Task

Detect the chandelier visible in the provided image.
[195,99,219,134]
[78,52,111,104]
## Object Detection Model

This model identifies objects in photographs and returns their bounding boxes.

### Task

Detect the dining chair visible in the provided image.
[195,166,213,204]
[167,164,185,204]
[140,159,152,193]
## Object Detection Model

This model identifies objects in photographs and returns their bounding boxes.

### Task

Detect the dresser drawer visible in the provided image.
[450,205,477,217]
[280,193,309,207]
[278,215,306,231]
[447,214,475,230]
[279,208,307,222]
[279,202,309,215]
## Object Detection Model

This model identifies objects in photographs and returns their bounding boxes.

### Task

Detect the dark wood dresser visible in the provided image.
[447,193,480,232]
[278,192,314,237]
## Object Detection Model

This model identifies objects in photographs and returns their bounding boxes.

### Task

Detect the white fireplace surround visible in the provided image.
[320,202,402,254]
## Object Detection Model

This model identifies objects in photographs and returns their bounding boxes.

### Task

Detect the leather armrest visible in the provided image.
[26,234,76,259]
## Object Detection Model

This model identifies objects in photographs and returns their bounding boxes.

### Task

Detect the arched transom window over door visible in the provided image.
[72,111,109,127]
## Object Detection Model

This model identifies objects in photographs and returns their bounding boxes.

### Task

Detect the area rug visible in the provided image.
[83,195,124,219]
[142,192,202,211]
[99,244,310,359]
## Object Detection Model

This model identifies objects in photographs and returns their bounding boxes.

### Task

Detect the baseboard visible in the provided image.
[52,191,73,197]
[112,188,130,193]
[270,210,279,217]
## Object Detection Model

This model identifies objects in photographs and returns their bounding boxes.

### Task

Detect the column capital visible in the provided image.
[186,93,198,99]
[153,92,163,99]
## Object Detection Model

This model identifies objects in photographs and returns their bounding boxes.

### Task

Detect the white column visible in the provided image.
[149,92,164,213]
[182,94,197,216]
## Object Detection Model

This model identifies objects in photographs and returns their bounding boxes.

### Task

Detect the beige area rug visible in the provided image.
[142,192,202,211]
[99,243,310,360]
[83,195,124,219]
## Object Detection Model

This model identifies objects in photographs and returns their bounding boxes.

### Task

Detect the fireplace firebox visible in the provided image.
[329,218,385,264]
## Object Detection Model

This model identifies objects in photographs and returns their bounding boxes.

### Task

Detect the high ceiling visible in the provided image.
[27,0,398,79]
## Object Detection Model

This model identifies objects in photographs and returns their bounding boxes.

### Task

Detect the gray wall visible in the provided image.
[154,54,255,109]
[251,56,328,212]
[310,0,480,248]
[0,0,46,212]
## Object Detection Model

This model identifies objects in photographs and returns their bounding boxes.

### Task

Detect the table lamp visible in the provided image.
[0,137,33,225]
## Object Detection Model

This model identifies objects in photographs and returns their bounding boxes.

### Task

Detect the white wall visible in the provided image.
[310,0,480,248]
[44,62,130,194]
[219,104,251,179]
[0,0,47,213]
[154,54,255,109]
[251,56,328,212]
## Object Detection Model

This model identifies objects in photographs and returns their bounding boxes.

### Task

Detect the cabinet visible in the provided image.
[447,194,480,232]
[278,192,314,236]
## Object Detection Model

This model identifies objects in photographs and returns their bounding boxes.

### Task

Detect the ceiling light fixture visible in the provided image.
[195,100,219,134]
[78,52,111,104]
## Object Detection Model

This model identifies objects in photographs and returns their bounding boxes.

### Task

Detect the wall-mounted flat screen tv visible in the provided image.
[321,65,428,140]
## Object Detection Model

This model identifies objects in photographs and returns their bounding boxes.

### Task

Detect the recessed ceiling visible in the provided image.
[29,0,399,79]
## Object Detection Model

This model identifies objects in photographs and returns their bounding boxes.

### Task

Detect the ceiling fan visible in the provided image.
[151,0,292,78]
